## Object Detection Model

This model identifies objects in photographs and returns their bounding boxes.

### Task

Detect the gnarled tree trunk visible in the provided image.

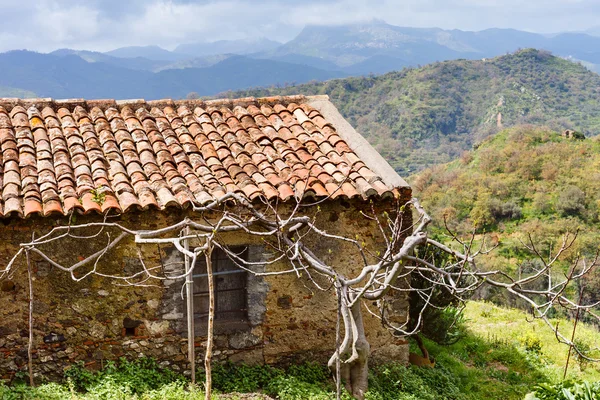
[330,293,370,400]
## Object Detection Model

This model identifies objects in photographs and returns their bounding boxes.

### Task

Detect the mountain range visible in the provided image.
[3,20,600,100]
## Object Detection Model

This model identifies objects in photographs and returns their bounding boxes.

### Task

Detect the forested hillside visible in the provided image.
[411,125,600,308]
[229,49,600,174]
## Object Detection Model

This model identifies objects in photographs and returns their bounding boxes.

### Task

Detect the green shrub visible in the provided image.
[266,375,342,400]
[527,380,600,400]
[520,333,543,355]
[367,362,467,400]
[211,362,283,393]
[64,357,184,394]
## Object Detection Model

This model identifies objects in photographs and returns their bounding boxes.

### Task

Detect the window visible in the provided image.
[192,247,248,325]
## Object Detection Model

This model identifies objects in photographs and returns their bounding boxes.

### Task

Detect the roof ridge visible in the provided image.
[0,94,329,112]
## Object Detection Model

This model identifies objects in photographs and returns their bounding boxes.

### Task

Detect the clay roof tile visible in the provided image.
[0,96,405,219]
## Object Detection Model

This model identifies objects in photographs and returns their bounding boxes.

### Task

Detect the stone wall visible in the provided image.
[0,196,411,382]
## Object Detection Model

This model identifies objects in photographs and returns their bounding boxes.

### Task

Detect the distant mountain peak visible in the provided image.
[174,38,282,57]
[105,45,188,61]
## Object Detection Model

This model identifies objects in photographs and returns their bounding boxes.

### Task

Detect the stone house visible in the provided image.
[0,94,411,381]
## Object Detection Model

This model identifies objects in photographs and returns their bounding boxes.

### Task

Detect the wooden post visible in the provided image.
[25,250,34,387]
[183,226,195,384]
[335,283,342,400]
[204,241,214,400]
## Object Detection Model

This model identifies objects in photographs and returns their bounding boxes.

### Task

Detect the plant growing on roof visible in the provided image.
[90,187,107,206]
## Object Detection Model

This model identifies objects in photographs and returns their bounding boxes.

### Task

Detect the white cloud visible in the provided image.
[0,0,596,52]
[34,3,100,44]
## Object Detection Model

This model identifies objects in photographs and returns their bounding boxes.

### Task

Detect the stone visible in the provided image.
[35,261,51,278]
[144,320,170,336]
[277,295,292,309]
[88,321,106,339]
[33,300,50,314]
[97,290,109,297]
[0,326,13,336]
[229,349,264,365]
[163,344,179,356]
[147,299,159,309]
[162,312,183,320]
[43,332,66,344]
[229,331,262,350]
[71,302,86,314]
[66,327,77,336]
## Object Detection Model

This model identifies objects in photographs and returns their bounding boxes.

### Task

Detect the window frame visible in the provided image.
[191,246,250,332]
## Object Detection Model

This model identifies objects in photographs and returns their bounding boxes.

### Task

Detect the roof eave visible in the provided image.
[306,95,410,190]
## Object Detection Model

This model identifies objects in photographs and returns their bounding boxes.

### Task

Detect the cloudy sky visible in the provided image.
[1,0,598,52]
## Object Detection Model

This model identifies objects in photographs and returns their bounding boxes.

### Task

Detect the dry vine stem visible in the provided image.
[2,192,599,399]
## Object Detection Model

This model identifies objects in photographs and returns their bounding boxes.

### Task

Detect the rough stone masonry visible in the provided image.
[0,200,410,383]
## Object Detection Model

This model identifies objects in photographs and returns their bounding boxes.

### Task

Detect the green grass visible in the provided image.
[463,302,600,382]
[415,301,600,400]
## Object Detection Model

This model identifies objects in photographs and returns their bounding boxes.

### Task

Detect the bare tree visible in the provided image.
[1,193,599,399]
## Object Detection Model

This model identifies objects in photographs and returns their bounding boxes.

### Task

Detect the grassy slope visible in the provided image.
[420,301,600,400]
[226,49,600,175]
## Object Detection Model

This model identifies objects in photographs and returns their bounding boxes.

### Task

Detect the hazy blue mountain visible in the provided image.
[266,21,600,75]
[154,55,344,97]
[265,54,341,72]
[449,28,547,56]
[154,54,233,72]
[51,49,170,71]
[545,33,600,63]
[272,21,480,67]
[0,51,342,99]
[105,45,189,61]
[175,38,281,57]
[583,26,600,37]
[0,51,153,98]
[0,85,37,98]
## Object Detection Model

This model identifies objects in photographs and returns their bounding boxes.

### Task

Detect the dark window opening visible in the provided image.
[124,327,136,336]
[192,247,248,325]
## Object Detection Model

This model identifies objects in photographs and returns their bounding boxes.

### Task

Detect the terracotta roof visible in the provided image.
[0,95,407,218]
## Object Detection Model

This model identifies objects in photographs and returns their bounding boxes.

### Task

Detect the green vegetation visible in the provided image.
[411,124,600,310]
[3,302,599,399]
[527,381,600,399]
[228,49,600,174]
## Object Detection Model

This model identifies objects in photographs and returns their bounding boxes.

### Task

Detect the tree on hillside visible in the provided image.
[2,193,599,399]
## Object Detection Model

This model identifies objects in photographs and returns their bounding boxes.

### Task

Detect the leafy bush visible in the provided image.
[526,380,600,400]
[266,375,346,400]
[64,357,184,394]
[556,185,586,217]
[520,333,543,355]
[367,362,467,400]
[211,361,283,393]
